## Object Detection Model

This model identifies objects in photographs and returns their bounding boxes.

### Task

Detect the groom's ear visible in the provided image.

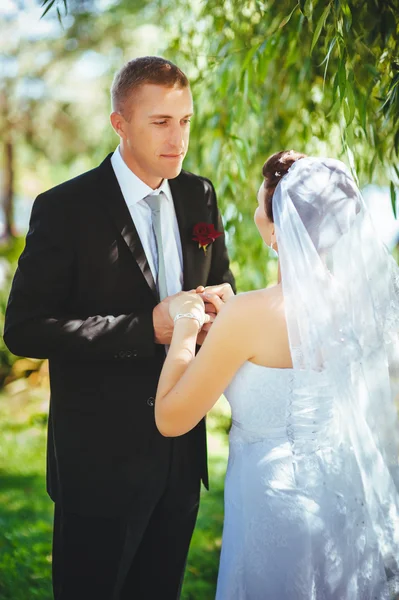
[110,112,127,140]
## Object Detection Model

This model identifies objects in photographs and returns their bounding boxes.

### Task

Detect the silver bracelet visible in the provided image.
[173,312,203,329]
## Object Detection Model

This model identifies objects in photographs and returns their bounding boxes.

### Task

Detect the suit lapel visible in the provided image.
[169,173,210,291]
[97,155,158,300]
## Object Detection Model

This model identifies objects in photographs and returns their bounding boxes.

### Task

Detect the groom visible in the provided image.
[4,56,235,599]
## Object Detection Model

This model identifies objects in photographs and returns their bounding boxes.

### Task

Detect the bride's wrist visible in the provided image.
[170,316,200,356]
[173,312,203,330]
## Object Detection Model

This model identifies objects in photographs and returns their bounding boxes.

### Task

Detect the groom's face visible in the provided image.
[112,83,193,189]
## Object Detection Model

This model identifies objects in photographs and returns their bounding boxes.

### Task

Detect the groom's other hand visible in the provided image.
[153,292,186,345]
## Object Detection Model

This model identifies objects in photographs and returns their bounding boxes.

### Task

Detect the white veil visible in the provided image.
[273,157,399,597]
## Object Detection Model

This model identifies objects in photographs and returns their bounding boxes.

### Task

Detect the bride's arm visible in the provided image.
[155,293,253,437]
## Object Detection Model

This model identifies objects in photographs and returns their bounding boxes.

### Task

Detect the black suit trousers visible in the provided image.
[52,440,201,600]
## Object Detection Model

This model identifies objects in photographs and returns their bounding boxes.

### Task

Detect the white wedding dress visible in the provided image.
[215,361,393,600]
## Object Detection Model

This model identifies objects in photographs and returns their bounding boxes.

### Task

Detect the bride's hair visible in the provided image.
[262,150,306,221]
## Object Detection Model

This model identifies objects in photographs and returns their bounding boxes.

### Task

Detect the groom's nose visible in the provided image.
[168,122,185,150]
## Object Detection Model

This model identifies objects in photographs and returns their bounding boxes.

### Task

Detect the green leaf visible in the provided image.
[358,95,367,133]
[311,3,332,53]
[395,130,399,157]
[299,0,313,19]
[40,0,56,19]
[279,3,299,29]
[344,75,355,126]
[241,43,261,74]
[242,69,249,101]
[321,36,337,86]
[327,96,340,118]
[235,151,247,182]
[364,64,379,78]
[339,0,352,30]
[343,98,350,124]
[56,7,63,26]
[332,70,339,100]
[390,181,397,218]
[345,122,355,148]
[368,153,378,180]
[338,58,346,100]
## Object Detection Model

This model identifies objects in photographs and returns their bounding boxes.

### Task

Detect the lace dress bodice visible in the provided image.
[215,362,390,600]
[225,361,337,454]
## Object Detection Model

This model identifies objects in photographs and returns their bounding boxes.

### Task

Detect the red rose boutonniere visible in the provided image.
[192,222,223,254]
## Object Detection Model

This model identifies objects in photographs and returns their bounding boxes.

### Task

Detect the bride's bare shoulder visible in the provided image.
[231,287,290,367]
[232,286,284,318]
[215,286,290,367]
[219,285,285,335]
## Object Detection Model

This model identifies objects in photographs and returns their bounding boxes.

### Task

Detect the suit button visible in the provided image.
[125,351,132,358]
[114,354,119,359]
[132,350,138,358]
[119,351,125,358]
[147,397,155,407]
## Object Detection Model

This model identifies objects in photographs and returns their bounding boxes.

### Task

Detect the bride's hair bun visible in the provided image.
[262,150,306,221]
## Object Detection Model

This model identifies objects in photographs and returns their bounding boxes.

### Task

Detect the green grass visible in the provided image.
[0,381,229,600]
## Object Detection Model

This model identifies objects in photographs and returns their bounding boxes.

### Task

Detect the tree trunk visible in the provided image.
[2,134,15,240]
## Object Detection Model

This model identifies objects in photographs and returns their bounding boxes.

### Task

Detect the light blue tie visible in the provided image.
[144,192,168,301]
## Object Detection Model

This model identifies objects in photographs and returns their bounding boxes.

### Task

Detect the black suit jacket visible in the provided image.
[4,154,235,517]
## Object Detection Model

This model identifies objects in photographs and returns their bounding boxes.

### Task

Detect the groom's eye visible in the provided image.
[152,121,167,125]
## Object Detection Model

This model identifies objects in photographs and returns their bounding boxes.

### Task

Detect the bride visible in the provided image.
[154,151,399,599]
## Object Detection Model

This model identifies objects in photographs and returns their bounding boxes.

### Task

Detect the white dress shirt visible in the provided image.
[110,147,183,297]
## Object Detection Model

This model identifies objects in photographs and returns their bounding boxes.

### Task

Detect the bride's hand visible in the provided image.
[198,283,235,315]
[168,291,210,328]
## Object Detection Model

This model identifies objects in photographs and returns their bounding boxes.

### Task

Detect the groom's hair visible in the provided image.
[111,56,189,119]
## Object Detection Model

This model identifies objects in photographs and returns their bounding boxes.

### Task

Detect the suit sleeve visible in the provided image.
[4,193,156,361]
[205,180,236,293]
